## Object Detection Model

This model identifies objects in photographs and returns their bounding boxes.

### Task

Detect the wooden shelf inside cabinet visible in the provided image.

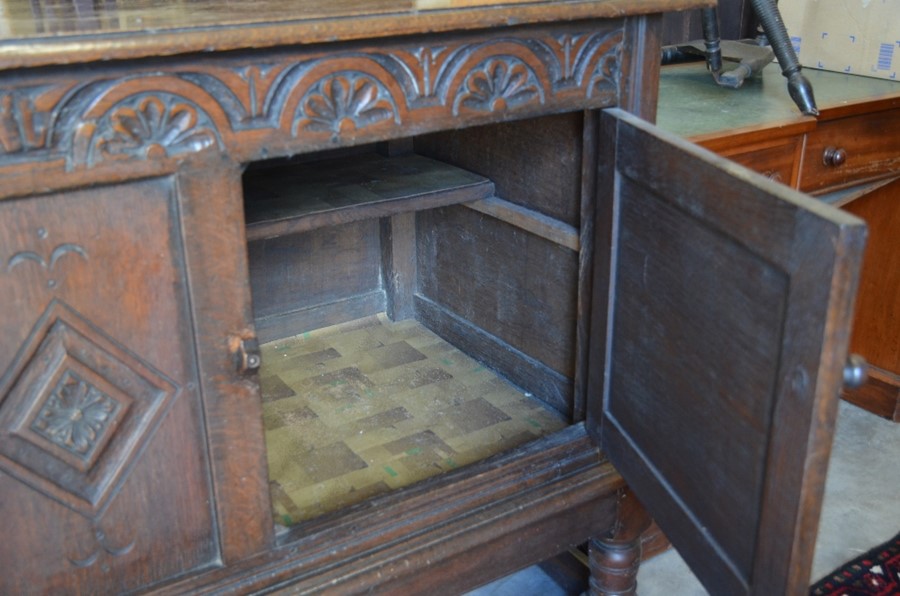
[244,153,494,240]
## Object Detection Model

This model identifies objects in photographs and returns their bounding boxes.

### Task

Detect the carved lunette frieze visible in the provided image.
[0,24,623,171]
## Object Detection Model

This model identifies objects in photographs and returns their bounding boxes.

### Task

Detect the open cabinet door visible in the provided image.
[588,109,866,595]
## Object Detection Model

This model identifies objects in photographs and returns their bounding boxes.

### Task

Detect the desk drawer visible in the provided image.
[800,109,900,193]
[722,140,800,187]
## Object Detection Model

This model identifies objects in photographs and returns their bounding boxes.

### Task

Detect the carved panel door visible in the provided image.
[589,110,866,594]
[0,159,272,593]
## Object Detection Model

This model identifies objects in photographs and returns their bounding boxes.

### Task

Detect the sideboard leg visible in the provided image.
[588,489,652,596]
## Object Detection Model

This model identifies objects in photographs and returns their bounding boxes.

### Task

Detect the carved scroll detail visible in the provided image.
[0,88,51,155]
[7,243,88,271]
[589,48,621,98]
[7,243,88,289]
[68,521,135,568]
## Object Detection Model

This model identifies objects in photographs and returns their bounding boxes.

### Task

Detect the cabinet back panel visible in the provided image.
[248,220,384,340]
[417,206,578,404]
[415,113,584,228]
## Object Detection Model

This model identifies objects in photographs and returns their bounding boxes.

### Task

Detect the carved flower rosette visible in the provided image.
[31,372,121,460]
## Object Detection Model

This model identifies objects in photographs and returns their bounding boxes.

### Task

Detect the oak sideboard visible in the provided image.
[0,2,865,594]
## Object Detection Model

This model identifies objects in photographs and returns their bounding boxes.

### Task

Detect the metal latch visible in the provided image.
[232,336,261,375]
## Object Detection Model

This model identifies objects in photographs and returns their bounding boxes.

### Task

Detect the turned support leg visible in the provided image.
[588,489,652,596]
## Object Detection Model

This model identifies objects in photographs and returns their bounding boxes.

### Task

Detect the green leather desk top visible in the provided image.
[657,61,900,139]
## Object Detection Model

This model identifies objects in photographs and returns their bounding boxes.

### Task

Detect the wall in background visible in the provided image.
[660,0,756,46]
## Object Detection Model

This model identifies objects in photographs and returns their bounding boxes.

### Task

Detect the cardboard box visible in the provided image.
[781,0,900,81]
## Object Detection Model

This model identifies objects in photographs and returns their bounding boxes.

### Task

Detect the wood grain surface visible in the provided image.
[591,109,866,595]
[0,0,709,69]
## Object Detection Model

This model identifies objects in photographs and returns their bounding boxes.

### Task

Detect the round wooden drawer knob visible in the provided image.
[822,146,847,167]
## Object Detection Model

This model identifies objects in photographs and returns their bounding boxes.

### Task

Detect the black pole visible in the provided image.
[701,7,723,78]
[749,0,818,115]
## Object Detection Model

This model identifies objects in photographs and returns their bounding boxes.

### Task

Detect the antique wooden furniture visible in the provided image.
[658,62,900,422]
[0,2,866,594]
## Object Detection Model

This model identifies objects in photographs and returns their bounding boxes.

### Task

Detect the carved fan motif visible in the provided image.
[454,58,543,114]
[295,72,399,136]
[95,94,218,162]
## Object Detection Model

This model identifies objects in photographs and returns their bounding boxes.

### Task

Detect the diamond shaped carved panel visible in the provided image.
[0,300,177,519]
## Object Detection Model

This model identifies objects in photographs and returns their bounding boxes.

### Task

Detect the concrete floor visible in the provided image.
[470,400,900,595]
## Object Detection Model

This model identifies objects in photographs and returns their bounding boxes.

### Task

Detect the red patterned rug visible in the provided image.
[810,532,900,595]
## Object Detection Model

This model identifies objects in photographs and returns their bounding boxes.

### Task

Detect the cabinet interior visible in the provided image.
[243,112,590,526]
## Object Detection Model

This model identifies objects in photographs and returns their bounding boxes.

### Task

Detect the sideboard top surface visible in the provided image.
[0,0,708,71]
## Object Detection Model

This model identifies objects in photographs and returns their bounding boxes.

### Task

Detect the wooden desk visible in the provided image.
[0,3,867,594]
[658,62,900,422]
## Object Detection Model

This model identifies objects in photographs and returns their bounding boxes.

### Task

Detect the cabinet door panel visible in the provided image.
[589,109,866,595]
[0,165,268,592]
